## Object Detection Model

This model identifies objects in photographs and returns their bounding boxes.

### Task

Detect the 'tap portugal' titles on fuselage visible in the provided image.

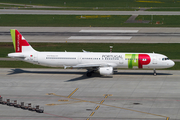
[8,29,175,76]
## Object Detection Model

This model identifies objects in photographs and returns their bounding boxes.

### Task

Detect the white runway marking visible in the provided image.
[68,36,132,39]
[79,30,139,33]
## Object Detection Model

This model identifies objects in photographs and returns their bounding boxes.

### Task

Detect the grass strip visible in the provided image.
[0,61,179,70]
[1,43,180,59]
[1,0,180,7]
[135,15,180,27]
[0,4,23,7]
[146,8,180,11]
[0,15,130,27]
[1,15,180,27]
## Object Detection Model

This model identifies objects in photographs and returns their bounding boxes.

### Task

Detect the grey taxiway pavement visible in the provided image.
[0,68,180,120]
[1,9,180,15]
[1,27,180,43]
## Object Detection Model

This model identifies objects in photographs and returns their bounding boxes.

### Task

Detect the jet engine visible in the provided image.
[99,67,113,75]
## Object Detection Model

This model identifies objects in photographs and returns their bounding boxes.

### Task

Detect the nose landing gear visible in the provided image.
[153,69,156,76]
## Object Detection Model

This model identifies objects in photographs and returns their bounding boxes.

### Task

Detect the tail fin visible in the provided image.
[10,29,36,53]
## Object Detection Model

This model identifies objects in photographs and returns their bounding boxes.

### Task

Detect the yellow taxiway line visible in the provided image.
[47,93,169,119]
[67,88,79,98]
[95,106,100,110]
[90,112,95,116]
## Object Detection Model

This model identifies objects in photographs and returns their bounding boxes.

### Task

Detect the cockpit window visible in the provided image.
[162,58,169,61]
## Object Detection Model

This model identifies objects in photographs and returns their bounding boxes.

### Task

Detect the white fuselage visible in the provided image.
[9,51,174,69]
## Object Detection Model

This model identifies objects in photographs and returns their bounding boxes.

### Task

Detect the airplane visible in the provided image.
[8,29,175,77]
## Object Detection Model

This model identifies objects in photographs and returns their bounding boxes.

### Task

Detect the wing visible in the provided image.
[72,63,117,69]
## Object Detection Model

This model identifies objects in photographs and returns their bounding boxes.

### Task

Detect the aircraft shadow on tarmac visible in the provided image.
[7,68,85,75]
[7,69,173,82]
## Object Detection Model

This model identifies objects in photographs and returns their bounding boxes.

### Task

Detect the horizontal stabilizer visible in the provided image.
[8,53,25,58]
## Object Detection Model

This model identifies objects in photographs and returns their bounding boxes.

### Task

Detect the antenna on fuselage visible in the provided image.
[110,46,113,53]
[82,49,90,52]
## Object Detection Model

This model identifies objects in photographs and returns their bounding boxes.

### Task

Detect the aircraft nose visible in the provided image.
[168,60,175,67]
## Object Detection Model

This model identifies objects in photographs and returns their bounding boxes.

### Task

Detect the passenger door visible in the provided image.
[33,52,38,63]
[152,55,157,64]
[78,56,82,64]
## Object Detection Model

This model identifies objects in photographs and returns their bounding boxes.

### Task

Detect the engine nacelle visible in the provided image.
[99,67,113,75]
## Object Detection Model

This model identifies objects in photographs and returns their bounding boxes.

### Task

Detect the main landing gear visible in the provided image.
[86,70,96,77]
[86,71,93,77]
[153,69,156,76]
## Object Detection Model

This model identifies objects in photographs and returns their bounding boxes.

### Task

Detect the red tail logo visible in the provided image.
[15,30,29,52]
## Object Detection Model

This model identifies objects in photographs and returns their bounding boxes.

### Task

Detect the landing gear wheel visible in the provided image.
[153,69,156,76]
[86,72,92,77]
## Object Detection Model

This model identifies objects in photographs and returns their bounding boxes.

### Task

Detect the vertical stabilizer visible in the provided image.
[10,29,36,53]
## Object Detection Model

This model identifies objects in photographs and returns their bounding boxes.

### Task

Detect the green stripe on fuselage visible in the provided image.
[125,54,138,68]
[10,29,16,52]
